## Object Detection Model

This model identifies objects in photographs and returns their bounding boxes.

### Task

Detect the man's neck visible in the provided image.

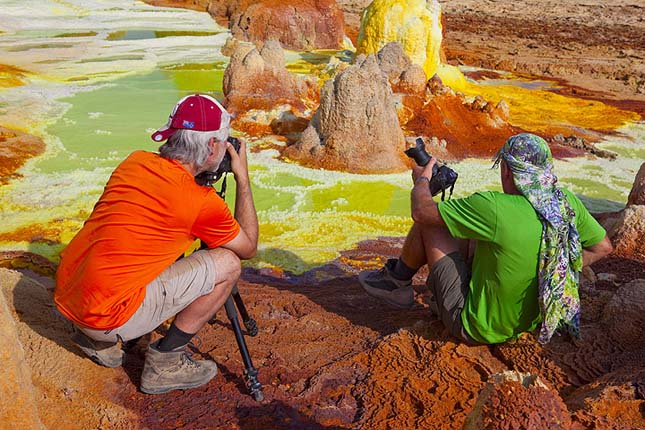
[180,162,199,177]
[502,178,522,195]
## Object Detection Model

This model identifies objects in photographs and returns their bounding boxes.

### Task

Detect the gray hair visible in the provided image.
[158,114,230,169]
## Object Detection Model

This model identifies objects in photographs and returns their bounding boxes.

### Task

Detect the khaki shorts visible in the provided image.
[79,250,217,343]
[426,252,477,345]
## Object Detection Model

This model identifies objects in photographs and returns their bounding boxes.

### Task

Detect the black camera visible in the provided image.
[405,137,458,200]
[195,136,241,187]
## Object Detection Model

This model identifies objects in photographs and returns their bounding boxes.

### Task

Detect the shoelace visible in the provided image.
[180,350,200,369]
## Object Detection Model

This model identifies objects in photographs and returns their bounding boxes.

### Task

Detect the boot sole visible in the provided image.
[71,332,125,368]
[140,368,218,395]
[358,274,414,309]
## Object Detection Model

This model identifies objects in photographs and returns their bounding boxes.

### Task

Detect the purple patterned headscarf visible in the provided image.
[493,133,583,344]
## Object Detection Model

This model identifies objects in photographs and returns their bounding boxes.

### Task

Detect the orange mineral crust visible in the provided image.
[0,126,45,184]
[2,238,644,429]
[464,380,572,430]
[230,0,346,51]
[0,63,29,88]
[403,91,522,159]
[140,0,209,12]
[0,224,66,247]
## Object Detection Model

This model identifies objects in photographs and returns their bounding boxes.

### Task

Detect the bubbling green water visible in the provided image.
[40,67,225,173]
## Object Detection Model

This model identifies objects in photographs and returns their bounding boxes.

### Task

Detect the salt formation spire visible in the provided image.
[356,0,444,80]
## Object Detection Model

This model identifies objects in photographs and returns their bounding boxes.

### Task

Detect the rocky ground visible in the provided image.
[2,1,645,429]
[438,0,645,112]
[2,241,644,429]
[144,0,645,106]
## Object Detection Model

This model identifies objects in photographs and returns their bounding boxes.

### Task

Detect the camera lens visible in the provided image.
[405,138,432,166]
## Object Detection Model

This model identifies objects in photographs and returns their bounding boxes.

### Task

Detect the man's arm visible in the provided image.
[221,140,258,259]
[582,235,613,266]
[410,159,446,227]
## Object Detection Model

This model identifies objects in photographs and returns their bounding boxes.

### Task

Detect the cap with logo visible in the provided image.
[151,93,228,142]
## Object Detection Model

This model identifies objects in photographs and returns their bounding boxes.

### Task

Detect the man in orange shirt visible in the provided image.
[55,94,258,394]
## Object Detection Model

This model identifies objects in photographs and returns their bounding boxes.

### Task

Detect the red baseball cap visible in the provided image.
[151,93,228,142]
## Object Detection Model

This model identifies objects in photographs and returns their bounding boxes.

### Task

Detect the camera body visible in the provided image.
[216,136,241,176]
[195,136,241,187]
[405,138,458,199]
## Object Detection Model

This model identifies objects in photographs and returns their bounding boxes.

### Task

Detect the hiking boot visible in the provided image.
[358,258,414,309]
[71,329,125,368]
[140,340,218,395]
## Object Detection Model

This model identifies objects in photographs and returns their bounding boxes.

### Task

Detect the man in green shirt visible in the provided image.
[359,133,613,344]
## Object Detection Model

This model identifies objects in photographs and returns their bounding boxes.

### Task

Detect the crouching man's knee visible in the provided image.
[206,248,241,290]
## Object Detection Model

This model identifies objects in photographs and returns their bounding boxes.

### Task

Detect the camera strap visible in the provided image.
[440,183,455,201]
[217,173,229,199]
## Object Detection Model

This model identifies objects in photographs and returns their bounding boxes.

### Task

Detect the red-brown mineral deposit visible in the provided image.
[464,372,572,430]
[0,126,45,184]
[230,0,346,51]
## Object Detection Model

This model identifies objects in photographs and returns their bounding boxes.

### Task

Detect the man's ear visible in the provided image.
[208,137,216,156]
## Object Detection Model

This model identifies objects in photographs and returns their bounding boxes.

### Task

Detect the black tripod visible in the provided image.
[219,284,263,401]
[195,170,263,401]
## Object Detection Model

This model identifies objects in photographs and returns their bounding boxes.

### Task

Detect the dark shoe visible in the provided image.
[428,296,439,316]
[140,340,218,395]
[71,329,125,368]
[358,258,414,309]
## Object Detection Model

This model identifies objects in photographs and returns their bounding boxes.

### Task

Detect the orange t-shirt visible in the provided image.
[55,151,240,330]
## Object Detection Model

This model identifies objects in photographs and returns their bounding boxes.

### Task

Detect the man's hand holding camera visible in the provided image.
[405,137,458,200]
[406,138,454,226]
[227,138,249,186]
[412,157,437,189]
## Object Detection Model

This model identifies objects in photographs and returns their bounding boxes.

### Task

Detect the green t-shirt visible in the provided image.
[438,189,606,344]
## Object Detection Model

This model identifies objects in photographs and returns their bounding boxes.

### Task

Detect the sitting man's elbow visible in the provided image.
[602,237,614,256]
[411,209,424,224]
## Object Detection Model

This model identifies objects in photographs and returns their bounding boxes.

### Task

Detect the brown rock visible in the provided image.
[627,162,645,206]
[376,41,411,81]
[220,34,254,57]
[398,64,427,95]
[0,284,45,430]
[145,0,252,27]
[0,268,136,429]
[229,0,346,51]
[596,164,645,262]
[566,366,645,429]
[464,371,571,430]
[0,251,57,277]
[374,42,428,95]
[601,279,645,350]
[426,74,452,96]
[334,0,371,43]
[222,39,319,116]
[206,0,254,24]
[283,53,408,173]
[470,95,487,111]
[604,205,645,262]
[495,99,510,121]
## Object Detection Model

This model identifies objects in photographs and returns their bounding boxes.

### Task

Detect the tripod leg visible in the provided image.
[231,285,258,336]
[224,296,264,402]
